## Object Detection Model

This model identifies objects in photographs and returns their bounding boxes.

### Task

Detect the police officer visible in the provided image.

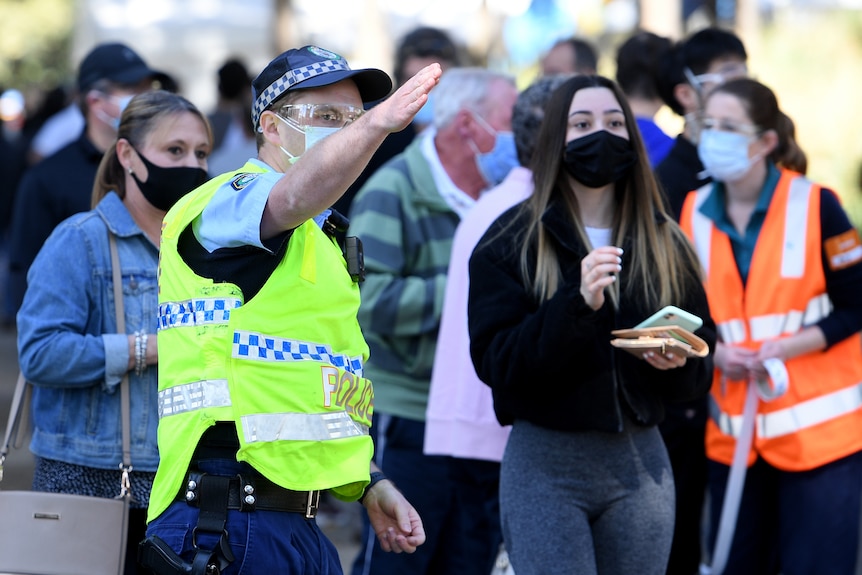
[141,46,441,574]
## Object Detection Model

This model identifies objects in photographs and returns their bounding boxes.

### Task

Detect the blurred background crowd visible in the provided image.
[1,0,861,321]
[1,1,862,572]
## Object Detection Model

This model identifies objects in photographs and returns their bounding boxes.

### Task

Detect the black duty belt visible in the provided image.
[178,472,321,518]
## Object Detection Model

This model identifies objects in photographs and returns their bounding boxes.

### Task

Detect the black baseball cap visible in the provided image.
[251,45,392,128]
[78,42,161,93]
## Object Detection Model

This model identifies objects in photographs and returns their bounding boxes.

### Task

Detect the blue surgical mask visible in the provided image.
[276,114,340,163]
[412,91,435,127]
[476,132,518,187]
[697,129,758,182]
[468,112,519,187]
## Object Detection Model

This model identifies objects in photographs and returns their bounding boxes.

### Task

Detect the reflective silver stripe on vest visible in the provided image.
[158,297,242,330]
[781,176,812,279]
[689,184,714,277]
[158,379,232,418]
[718,294,832,345]
[748,294,832,341]
[241,411,370,443]
[232,330,364,377]
[709,394,745,437]
[717,319,747,345]
[710,381,862,439]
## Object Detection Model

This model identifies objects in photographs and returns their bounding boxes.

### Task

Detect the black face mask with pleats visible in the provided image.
[562,131,637,189]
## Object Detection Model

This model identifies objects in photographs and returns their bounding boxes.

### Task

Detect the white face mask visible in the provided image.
[697,129,759,182]
[275,114,340,163]
[93,93,134,131]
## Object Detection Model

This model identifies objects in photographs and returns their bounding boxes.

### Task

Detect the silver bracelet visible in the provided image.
[134,331,141,373]
[139,332,148,376]
[134,331,146,376]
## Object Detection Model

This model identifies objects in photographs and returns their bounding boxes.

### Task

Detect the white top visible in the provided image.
[30,104,85,158]
[585,225,612,249]
[420,128,476,218]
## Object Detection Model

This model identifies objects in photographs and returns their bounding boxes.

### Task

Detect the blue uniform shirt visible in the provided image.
[194,158,330,252]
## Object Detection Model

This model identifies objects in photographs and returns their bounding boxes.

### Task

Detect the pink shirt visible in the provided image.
[424,167,533,461]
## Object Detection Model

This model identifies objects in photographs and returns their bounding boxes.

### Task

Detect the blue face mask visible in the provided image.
[475,132,518,187]
[412,91,435,127]
[697,129,758,182]
[469,112,519,187]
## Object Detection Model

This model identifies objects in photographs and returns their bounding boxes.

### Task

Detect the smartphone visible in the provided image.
[634,305,702,332]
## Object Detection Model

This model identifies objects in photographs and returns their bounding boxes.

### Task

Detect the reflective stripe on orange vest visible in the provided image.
[709,380,862,439]
[716,293,832,344]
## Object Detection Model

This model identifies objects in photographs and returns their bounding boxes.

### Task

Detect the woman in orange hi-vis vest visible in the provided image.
[680,78,862,575]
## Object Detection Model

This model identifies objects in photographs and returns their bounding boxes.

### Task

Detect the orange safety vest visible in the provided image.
[680,169,862,471]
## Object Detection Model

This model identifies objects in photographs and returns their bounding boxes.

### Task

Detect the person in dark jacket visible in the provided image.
[654,27,748,220]
[6,42,162,317]
[653,28,748,575]
[467,75,716,575]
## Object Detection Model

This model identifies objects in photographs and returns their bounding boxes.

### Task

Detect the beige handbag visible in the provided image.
[0,233,133,575]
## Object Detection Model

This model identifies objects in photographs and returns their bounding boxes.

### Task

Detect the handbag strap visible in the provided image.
[0,371,30,481]
[0,233,133,499]
[108,232,134,500]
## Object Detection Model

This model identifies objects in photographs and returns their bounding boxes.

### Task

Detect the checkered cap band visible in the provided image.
[252,59,351,126]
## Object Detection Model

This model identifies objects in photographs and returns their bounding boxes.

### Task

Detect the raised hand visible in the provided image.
[366,63,442,134]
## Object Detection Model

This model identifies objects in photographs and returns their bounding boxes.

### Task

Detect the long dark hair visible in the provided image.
[91,90,212,208]
[521,75,701,309]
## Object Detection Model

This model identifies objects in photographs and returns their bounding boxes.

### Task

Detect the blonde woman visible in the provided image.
[17,90,211,574]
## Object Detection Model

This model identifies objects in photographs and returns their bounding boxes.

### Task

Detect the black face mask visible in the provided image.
[130,148,208,212]
[562,131,637,188]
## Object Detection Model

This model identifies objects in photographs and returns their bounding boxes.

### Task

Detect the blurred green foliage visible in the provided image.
[0,0,74,90]
[756,8,862,225]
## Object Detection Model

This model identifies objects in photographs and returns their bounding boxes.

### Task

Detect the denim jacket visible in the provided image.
[17,192,160,470]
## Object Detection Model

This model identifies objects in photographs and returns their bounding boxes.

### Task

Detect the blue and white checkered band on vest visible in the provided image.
[252,59,351,126]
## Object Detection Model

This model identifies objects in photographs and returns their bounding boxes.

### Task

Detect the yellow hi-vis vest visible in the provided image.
[680,169,862,472]
[148,162,373,522]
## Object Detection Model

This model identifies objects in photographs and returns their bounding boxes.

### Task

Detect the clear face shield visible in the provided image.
[279,103,365,129]
[683,63,749,141]
[275,103,365,162]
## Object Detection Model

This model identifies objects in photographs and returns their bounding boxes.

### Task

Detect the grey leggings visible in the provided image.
[500,417,675,575]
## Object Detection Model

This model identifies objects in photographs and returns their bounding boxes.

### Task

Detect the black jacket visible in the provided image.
[654,134,710,220]
[7,130,103,314]
[468,200,716,433]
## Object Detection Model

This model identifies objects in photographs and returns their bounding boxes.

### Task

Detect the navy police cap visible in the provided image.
[251,45,392,128]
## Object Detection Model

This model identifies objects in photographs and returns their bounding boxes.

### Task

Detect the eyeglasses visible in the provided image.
[685,64,749,89]
[278,103,364,129]
[700,117,761,137]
